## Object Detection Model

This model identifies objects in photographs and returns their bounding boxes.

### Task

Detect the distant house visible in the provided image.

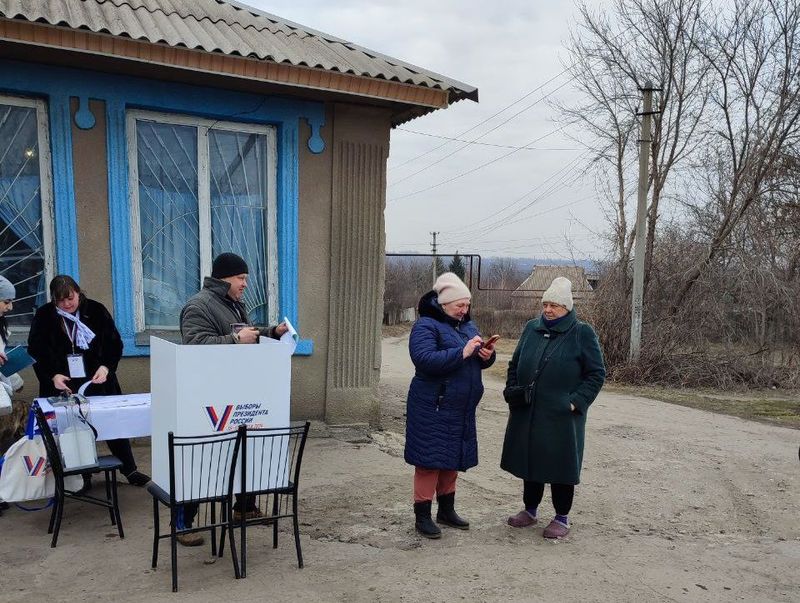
[0,0,477,425]
[513,265,594,307]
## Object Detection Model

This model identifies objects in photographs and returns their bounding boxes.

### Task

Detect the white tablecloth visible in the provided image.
[36,394,151,441]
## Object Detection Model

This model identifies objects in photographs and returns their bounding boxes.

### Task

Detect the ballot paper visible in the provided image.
[282,316,299,342]
[264,316,300,353]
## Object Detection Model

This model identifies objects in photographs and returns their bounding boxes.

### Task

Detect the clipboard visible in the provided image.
[1,346,35,377]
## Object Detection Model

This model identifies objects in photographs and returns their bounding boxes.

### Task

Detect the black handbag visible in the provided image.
[504,322,578,409]
[503,384,533,408]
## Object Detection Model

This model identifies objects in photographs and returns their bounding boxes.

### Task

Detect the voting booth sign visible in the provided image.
[150,337,292,501]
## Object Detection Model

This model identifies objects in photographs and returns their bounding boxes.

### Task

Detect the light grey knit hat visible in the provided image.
[541,276,573,311]
[433,272,471,305]
[0,276,15,301]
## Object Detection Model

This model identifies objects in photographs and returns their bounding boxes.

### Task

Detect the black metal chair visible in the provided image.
[33,404,124,548]
[236,422,311,578]
[147,426,244,592]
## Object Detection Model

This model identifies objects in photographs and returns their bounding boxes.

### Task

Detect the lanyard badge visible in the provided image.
[67,353,86,378]
[63,317,87,378]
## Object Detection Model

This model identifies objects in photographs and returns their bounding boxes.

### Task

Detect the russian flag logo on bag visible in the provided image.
[22,456,47,477]
[205,405,234,431]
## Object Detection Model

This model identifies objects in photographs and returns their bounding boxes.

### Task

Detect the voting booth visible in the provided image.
[150,336,293,501]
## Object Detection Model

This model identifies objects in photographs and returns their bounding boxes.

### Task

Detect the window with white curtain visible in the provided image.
[0,95,55,332]
[127,111,278,332]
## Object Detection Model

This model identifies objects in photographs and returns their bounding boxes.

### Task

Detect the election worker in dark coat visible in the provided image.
[175,252,287,547]
[27,275,150,488]
[404,272,496,539]
[501,276,605,539]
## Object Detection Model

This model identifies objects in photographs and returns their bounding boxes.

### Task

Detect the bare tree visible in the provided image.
[561,0,709,284]
[671,0,800,311]
[563,0,800,387]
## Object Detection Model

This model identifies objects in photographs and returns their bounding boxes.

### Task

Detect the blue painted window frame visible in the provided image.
[0,59,324,356]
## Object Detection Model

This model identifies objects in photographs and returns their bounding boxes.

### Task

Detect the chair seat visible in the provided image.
[63,455,123,476]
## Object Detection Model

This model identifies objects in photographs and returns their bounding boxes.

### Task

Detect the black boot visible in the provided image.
[414,501,442,539]
[436,492,470,529]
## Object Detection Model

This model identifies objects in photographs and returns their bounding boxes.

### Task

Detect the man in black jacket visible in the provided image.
[175,252,287,546]
[180,252,286,345]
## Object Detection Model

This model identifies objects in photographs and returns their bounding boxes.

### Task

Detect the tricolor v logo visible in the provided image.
[205,405,234,431]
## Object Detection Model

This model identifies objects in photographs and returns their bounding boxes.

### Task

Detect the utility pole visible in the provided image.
[630,82,658,362]
[430,231,439,287]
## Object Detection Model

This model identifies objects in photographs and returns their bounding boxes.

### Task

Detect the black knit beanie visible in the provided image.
[211,253,248,279]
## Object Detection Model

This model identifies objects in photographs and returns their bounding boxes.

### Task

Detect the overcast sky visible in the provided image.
[246,0,610,261]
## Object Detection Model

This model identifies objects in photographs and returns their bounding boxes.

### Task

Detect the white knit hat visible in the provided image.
[0,276,15,301]
[541,276,573,311]
[433,272,471,305]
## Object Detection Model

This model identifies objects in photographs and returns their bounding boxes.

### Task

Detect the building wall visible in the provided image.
[70,98,114,310]
[1,59,392,424]
[325,104,390,425]
[293,111,333,420]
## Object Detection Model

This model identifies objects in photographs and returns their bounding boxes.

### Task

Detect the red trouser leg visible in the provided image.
[414,467,458,502]
[436,470,458,497]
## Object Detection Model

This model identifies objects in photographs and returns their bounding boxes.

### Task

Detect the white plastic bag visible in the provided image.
[0,382,11,416]
[0,434,53,502]
[0,412,84,503]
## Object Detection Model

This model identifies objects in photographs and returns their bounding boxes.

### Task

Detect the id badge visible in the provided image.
[67,354,86,378]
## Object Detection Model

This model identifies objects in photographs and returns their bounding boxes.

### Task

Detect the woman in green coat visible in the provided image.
[501,277,605,539]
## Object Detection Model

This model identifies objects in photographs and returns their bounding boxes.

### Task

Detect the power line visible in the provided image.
[389,78,574,189]
[387,125,569,203]
[441,150,591,237]
[395,128,581,151]
[442,156,590,243]
[387,16,646,194]
[443,154,638,244]
[390,70,571,171]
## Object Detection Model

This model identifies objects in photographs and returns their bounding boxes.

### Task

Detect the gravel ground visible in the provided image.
[2,334,798,602]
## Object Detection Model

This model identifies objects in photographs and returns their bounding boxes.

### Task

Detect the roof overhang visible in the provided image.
[0,19,473,125]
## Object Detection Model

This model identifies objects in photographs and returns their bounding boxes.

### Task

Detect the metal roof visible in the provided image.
[0,0,478,105]
[514,266,594,295]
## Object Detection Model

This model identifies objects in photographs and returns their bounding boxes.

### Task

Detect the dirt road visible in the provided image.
[3,334,799,602]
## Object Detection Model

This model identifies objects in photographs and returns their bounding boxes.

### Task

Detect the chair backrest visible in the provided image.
[240,422,310,495]
[167,426,244,505]
[33,404,65,490]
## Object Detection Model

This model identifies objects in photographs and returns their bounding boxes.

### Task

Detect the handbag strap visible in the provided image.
[25,409,36,439]
[76,399,99,440]
[14,498,55,512]
[520,321,579,388]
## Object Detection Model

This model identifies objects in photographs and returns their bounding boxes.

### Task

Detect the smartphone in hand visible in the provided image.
[483,334,500,347]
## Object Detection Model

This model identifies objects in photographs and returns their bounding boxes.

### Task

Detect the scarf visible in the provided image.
[56,307,95,350]
[542,313,569,329]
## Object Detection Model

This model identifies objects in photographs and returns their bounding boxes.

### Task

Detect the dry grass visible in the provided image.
[606,384,800,429]
[480,336,800,429]
[379,329,800,429]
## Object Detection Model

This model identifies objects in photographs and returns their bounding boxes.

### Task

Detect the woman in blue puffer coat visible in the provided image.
[405,272,496,539]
